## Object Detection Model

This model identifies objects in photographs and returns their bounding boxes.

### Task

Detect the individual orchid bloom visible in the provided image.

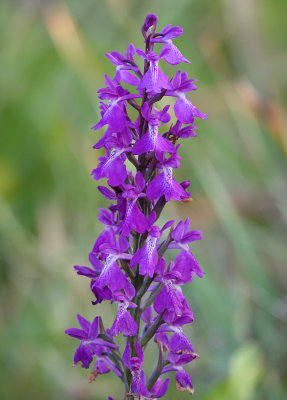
[109,299,137,337]
[163,297,195,327]
[123,342,149,398]
[105,43,141,86]
[67,13,207,398]
[151,24,190,65]
[146,152,190,201]
[130,212,161,277]
[97,208,116,227]
[132,102,175,156]
[174,369,194,394]
[91,145,129,187]
[171,120,198,140]
[171,248,204,280]
[89,225,118,262]
[150,378,170,398]
[74,228,114,276]
[162,353,197,395]
[65,315,117,369]
[137,50,172,93]
[154,331,169,351]
[94,253,134,300]
[120,199,148,236]
[87,231,135,299]
[97,186,118,201]
[89,345,122,382]
[157,325,195,355]
[92,75,140,131]
[170,218,202,250]
[153,272,187,320]
[119,171,149,236]
[166,70,208,123]
[93,125,133,150]
[90,282,112,305]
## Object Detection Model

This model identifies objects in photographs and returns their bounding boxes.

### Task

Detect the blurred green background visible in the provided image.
[1,0,287,399]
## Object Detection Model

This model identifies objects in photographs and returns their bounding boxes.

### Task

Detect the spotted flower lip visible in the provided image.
[66,13,207,399]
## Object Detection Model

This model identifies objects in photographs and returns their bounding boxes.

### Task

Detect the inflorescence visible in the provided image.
[66,13,207,399]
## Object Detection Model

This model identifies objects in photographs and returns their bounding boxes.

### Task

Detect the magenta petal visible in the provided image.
[74,265,98,278]
[121,201,148,236]
[65,328,86,339]
[77,314,91,332]
[160,26,183,40]
[74,344,93,369]
[146,173,165,200]
[151,378,170,398]
[139,237,158,277]
[122,342,132,368]
[88,316,99,339]
[169,331,194,354]
[138,62,171,94]
[96,260,127,291]
[91,150,127,186]
[174,96,208,124]
[110,309,137,336]
[135,171,146,192]
[175,370,194,394]
[160,42,190,65]
[167,178,189,201]
[119,70,139,86]
[181,230,202,243]
[141,102,150,120]
[98,186,117,199]
[172,220,185,241]
[105,103,127,130]
[146,169,188,202]
[134,370,149,397]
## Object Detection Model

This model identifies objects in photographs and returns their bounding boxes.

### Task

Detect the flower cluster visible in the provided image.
[66,13,207,399]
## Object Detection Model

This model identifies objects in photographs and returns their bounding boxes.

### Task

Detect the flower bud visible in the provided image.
[142,13,158,38]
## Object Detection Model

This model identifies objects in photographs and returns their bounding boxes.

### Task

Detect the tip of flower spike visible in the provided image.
[142,13,158,37]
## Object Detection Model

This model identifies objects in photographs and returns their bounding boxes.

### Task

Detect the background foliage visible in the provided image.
[0,0,286,399]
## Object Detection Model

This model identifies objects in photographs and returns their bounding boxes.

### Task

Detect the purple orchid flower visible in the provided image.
[166,70,208,123]
[150,378,170,398]
[162,353,197,395]
[91,146,129,187]
[109,298,138,337]
[157,325,195,355]
[132,102,175,156]
[171,120,198,139]
[151,24,190,65]
[67,13,207,398]
[137,50,172,94]
[146,152,190,201]
[130,212,161,277]
[119,171,149,236]
[65,315,117,369]
[123,341,149,397]
[89,345,122,383]
[105,43,140,86]
[92,75,140,131]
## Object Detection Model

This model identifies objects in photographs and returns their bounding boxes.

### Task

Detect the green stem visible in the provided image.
[140,312,165,348]
[147,343,164,391]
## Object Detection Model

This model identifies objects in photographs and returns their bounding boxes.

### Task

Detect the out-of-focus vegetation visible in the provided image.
[0,0,286,399]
